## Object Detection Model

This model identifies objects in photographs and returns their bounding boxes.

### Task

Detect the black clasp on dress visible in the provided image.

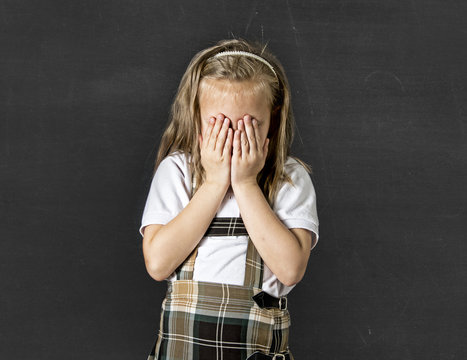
[252,291,288,310]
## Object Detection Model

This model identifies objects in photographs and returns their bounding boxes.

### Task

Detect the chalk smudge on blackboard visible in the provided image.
[364,70,406,93]
[244,0,258,35]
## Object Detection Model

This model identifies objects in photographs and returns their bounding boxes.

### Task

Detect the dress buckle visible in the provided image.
[279,296,287,310]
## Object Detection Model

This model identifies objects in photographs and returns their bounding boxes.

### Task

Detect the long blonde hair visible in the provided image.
[153,38,311,207]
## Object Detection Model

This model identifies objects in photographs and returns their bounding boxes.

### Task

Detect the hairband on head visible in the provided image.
[212,50,278,79]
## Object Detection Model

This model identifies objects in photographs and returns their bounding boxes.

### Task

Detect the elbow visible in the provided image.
[145,259,171,282]
[280,265,306,287]
[281,275,301,287]
[142,228,172,282]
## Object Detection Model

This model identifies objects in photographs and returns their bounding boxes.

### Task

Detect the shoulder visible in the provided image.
[284,156,306,170]
[159,150,190,167]
[272,156,319,243]
[156,150,191,176]
[273,156,316,207]
[283,157,312,186]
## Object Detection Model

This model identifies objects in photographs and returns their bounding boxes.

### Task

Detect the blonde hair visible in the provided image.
[153,38,312,207]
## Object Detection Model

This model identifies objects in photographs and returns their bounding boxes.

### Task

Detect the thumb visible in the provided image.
[263,138,270,155]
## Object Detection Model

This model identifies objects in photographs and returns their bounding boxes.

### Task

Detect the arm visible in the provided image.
[143,181,228,281]
[143,114,233,281]
[233,183,312,286]
[232,115,312,287]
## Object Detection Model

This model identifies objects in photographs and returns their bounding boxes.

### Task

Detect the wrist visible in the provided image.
[202,180,230,194]
[231,179,259,193]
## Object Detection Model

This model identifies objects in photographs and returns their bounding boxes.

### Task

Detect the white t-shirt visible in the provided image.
[139,151,319,297]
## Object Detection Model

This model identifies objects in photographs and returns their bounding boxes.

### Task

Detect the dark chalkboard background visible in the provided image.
[2,1,466,359]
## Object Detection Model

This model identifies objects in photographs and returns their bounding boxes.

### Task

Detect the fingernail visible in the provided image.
[209,118,215,124]
[252,119,257,126]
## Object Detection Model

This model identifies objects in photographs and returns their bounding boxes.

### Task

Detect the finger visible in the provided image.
[209,115,225,150]
[263,138,270,158]
[238,120,249,157]
[223,128,233,158]
[233,129,241,159]
[204,117,215,148]
[252,118,261,151]
[242,115,257,153]
[216,117,230,153]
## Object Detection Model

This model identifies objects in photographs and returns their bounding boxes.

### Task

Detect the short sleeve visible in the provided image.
[273,158,320,250]
[139,152,192,237]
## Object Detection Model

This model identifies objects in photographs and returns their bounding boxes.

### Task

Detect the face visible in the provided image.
[198,79,272,149]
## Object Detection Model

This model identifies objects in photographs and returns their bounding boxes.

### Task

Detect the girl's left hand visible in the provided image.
[231,114,269,188]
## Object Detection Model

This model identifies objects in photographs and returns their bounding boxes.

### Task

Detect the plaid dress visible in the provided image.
[147,180,293,359]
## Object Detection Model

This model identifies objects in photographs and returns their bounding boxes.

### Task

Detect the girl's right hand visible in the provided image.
[199,113,233,190]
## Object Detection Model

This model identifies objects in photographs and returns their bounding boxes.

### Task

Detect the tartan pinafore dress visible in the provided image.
[147,178,293,360]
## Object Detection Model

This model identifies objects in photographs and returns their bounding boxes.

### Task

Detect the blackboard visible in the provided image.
[2,1,466,359]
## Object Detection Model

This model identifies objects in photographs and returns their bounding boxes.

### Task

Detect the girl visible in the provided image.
[140,38,319,360]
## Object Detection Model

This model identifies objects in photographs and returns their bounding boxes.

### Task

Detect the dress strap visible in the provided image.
[175,246,198,280]
[174,172,264,288]
[243,235,264,288]
[174,170,197,280]
[204,217,248,236]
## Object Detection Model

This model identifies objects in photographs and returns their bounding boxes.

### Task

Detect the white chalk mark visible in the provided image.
[0,1,7,25]
[449,76,466,140]
[244,0,258,35]
[366,298,410,346]
[364,70,406,93]
[5,98,10,159]
[285,0,315,144]
[285,0,300,47]
[354,326,368,346]
[409,0,422,28]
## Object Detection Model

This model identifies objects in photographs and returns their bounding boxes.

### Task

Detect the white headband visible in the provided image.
[212,50,277,78]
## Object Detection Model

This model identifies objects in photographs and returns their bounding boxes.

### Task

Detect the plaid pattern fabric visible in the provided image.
[147,177,291,359]
[149,279,290,359]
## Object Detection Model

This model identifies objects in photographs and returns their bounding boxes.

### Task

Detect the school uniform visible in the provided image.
[140,151,319,359]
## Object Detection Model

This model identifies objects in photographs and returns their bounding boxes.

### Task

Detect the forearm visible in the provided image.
[145,181,228,280]
[233,182,307,286]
